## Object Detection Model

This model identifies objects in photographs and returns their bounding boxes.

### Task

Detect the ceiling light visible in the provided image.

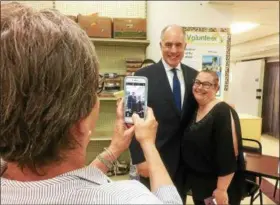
[230,22,260,34]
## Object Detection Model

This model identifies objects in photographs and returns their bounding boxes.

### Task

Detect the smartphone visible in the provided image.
[124,76,148,124]
[204,196,217,205]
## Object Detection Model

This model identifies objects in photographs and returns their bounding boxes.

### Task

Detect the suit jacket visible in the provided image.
[129,60,198,179]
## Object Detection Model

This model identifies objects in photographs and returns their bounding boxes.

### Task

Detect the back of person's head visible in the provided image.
[140,59,156,68]
[0,2,99,172]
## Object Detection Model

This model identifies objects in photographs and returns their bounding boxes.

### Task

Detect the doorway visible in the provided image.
[228,59,265,117]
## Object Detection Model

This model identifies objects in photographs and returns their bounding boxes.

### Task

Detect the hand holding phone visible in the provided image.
[132,107,157,146]
[124,76,148,124]
[204,196,217,205]
[109,98,135,155]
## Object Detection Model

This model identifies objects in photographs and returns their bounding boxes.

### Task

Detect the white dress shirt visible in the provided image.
[162,59,185,108]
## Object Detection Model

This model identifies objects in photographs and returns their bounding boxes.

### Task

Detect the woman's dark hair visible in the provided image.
[0,2,99,172]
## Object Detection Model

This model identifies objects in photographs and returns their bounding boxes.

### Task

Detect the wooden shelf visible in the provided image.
[99,97,118,101]
[90,137,111,141]
[109,174,129,181]
[90,130,112,141]
[90,38,150,47]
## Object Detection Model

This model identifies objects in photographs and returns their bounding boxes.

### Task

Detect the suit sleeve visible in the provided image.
[213,103,238,176]
[128,70,146,165]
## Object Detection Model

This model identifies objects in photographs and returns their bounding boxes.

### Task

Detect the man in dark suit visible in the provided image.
[126,92,136,116]
[129,24,198,202]
[136,95,144,118]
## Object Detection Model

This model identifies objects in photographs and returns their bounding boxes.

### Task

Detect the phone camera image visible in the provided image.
[125,82,146,120]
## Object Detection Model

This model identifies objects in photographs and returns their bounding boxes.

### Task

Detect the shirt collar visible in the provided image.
[1,159,111,187]
[162,58,182,72]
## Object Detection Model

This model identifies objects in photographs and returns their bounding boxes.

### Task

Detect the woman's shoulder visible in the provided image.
[213,101,239,118]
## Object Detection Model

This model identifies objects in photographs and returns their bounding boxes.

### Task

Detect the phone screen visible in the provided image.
[124,77,147,124]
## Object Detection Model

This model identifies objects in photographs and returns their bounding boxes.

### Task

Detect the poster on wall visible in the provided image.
[182,27,231,97]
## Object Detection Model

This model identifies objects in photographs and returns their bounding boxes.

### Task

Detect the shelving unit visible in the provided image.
[85,38,149,165]
[91,130,113,141]
[90,38,150,47]
[90,136,111,141]
[99,97,118,101]
[91,37,149,139]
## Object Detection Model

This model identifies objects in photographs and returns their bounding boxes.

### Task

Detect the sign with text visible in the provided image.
[182,27,231,96]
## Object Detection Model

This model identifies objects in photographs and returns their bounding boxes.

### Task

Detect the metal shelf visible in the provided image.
[90,38,150,47]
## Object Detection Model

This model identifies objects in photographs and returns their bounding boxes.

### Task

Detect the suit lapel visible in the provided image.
[155,60,180,117]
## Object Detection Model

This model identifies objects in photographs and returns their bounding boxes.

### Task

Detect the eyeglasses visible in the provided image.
[193,79,216,89]
[97,74,105,94]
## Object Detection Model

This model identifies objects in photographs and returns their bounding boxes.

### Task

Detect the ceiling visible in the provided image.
[208,1,279,45]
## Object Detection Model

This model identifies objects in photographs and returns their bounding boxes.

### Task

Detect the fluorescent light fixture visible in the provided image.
[230,22,259,34]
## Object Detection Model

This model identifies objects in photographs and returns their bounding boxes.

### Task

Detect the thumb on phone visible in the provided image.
[132,112,140,123]
[146,107,155,121]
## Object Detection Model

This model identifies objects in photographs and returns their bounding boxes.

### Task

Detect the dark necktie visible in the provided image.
[171,68,181,111]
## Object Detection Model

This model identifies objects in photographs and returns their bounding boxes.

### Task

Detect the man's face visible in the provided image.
[160,28,186,68]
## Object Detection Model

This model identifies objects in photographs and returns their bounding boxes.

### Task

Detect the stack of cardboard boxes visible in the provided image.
[67,13,147,97]
[113,18,146,39]
[125,58,143,76]
[69,13,147,39]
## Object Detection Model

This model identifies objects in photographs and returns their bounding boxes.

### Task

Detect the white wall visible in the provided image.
[13,1,54,9]
[54,1,146,18]
[146,1,233,100]
[231,33,279,62]
[146,1,232,61]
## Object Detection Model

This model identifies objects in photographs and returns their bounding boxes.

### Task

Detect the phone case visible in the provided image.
[204,196,217,205]
[124,76,148,124]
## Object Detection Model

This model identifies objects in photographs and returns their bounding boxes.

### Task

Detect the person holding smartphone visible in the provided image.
[129,24,198,203]
[0,2,183,204]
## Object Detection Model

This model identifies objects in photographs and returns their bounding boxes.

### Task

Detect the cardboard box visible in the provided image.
[113,18,146,39]
[126,63,142,68]
[126,67,140,72]
[78,14,112,38]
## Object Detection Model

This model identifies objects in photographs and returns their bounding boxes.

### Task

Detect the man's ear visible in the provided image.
[70,98,99,140]
[69,118,90,140]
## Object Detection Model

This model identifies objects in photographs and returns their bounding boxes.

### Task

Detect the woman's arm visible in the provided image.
[212,103,241,204]
[90,145,123,173]
[216,173,234,191]
[90,98,135,173]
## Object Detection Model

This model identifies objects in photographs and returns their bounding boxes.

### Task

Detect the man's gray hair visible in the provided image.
[160,24,186,41]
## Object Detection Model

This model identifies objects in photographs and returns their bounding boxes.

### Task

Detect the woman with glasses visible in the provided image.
[181,70,246,205]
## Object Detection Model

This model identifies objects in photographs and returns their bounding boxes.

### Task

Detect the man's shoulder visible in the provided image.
[181,63,198,74]
[135,62,161,76]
